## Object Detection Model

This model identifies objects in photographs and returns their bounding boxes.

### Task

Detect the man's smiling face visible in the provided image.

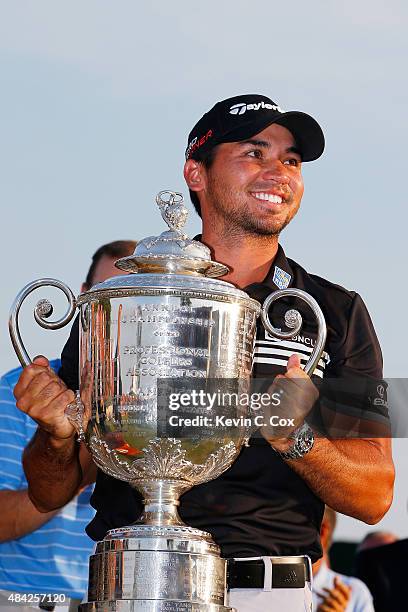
[195,123,304,237]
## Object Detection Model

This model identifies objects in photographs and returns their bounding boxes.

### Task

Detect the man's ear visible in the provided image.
[184,159,206,194]
[320,520,331,550]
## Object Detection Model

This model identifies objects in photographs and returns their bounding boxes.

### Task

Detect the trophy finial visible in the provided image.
[156,190,188,232]
[114,190,229,277]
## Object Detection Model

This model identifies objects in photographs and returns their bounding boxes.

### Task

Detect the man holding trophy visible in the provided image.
[13,94,394,611]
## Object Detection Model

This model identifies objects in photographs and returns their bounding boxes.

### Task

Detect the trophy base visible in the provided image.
[81,524,233,611]
[80,601,233,611]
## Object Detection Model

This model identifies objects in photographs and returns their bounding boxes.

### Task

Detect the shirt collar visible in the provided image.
[192,237,293,301]
[253,243,293,291]
[313,559,330,591]
[243,244,293,302]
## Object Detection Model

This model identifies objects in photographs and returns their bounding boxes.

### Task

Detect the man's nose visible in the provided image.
[261,161,290,184]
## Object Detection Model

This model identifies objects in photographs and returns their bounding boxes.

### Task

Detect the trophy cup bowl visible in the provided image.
[9,191,326,611]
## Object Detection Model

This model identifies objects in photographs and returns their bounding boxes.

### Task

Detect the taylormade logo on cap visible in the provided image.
[185,129,213,159]
[229,101,285,115]
[186,95,325,163]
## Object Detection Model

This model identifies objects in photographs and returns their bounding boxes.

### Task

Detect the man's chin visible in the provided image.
[221,209,291,237]
[246,220,289,237]
[247,209,294,235]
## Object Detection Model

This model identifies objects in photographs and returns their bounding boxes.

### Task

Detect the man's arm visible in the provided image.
[0,370,59,539]
[22,428,96,512]
[22,427,83,512]
[288,294,395,524]
[0,438,96,539]
[265,291,394,524]
[0,489,58,542]
[264,356,394,524]
[278,436,393,524]
[14,357,88,512]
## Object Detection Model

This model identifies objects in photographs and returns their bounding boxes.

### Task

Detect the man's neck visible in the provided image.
[312,552,330,577]
[201,229,279,289]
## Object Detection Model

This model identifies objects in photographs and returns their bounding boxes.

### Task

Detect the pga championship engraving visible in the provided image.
[9,190,326,611]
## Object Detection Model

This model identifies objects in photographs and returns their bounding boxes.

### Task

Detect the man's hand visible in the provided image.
[14,356,87,511]
[14,356,76,444]
[316,576,352,611]
[261,354,318,452]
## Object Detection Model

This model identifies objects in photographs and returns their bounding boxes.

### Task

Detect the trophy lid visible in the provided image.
[114,191,229,278]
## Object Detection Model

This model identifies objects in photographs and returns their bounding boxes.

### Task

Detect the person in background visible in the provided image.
[357,530,398,553]
[313,507,374,611]
[0,240,136,612]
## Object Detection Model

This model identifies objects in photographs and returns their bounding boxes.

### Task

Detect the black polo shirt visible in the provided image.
[59,245,383,563]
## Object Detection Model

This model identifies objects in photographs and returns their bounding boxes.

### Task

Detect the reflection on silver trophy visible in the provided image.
[10,191,326,611]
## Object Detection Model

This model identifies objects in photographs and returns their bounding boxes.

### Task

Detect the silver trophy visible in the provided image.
[10,191,326,611]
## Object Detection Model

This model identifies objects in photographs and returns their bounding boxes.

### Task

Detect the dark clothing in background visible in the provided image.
[355,539,408,612]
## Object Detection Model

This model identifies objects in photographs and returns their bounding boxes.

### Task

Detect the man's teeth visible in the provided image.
[252,192,283,204]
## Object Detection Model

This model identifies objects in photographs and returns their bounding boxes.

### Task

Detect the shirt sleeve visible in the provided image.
[349,577,375,612]
[0,372,29,490]
[329,292,383,378]
[316,293,389,438]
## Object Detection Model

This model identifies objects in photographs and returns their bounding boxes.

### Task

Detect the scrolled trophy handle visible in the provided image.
[261,288,327,376]
[9,278,77,368]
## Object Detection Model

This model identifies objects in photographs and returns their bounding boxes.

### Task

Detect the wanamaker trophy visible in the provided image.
[9,191,327,611]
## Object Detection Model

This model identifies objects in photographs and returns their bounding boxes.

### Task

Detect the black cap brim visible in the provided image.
[220,111,325,162]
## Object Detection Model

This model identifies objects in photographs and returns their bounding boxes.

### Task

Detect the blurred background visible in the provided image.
[0,0,407,546]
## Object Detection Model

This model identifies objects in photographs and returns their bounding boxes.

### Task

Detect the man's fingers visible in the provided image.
[33,355,50,368]
[318,595,343,611]
[333,577,352,599]
[14,361,52,401]
[321,589,347,608]
[284,366,308,381]
[17,379,66,415]
[15,368,63,408]
[284,364,311,387]
[284,354,313,389]
[271,374,317,404]
[25,387,76,438]
[322,582,351,606]
[35,385,74,414]
[261,354,319,446]
[287,353,301,370]
[13,358,77,440]
[284,360,319,400]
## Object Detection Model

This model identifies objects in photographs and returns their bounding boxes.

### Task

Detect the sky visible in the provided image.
[0,0,407,541]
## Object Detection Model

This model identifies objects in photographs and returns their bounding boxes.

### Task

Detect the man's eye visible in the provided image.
[247,149,263,159]
[283,158,301,167]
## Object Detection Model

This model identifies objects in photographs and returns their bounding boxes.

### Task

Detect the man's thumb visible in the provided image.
[287,354,301,370]
[32,355,50,367]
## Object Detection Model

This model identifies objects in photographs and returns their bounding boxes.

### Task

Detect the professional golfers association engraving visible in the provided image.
[10,191,327,611]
